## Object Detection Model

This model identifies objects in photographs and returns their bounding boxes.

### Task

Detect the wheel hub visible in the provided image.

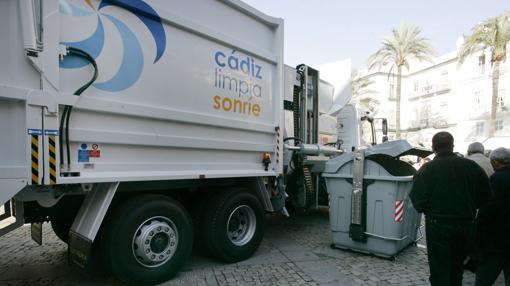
[227,205,256,246]
[151,233,169,253]
[132,217,178,268]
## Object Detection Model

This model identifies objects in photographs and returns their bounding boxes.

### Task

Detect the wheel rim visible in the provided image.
[132,216,178,268]
[227,205,256,246]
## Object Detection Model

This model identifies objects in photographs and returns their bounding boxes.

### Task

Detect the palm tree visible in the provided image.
[459,13,510,137]
[368,23,435,139]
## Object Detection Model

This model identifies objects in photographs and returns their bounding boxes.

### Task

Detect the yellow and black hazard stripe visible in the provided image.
[48,135,57,185]
[31,135,39,185]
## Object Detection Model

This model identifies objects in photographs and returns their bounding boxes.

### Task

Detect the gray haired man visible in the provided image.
[467,142,494,177]
[476,147,510,286]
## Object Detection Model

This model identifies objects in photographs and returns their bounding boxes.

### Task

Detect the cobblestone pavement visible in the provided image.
[0,208,505,285]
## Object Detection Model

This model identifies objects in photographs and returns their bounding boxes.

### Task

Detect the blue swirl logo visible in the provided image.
[60,0,166,92]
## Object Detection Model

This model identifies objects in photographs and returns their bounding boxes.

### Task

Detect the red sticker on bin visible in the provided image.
[395,200,404,222]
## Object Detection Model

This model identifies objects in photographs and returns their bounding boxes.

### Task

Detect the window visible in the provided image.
[360,120,374,146]
[475,122,484,136]
[472,90,484,110]
[479,55,486,74]
[496,120,504,131]
[497,89,505,110]
[413,81,419,92]
[388,108,396,128]
[419,102,431,128]
[422,80,433,94]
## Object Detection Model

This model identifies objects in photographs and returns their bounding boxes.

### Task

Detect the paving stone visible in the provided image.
[1,210,508,285]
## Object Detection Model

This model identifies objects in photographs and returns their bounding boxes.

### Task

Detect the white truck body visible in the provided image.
[1,1,289,283]
[0,1,378,284]
[1,0,284,205]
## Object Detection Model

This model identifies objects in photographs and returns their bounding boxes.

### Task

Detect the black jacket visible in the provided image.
[410,152,490,219]
[476,164,510,255]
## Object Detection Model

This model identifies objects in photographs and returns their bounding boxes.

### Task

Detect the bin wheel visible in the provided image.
[101,195,193,285]
[51,220,73,244]
[200,188,265,262]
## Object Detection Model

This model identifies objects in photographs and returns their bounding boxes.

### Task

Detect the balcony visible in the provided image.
[436,81,452,93]
[408,80,452,99]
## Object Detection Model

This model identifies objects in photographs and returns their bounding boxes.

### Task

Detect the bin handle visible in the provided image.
[364,232,408,241]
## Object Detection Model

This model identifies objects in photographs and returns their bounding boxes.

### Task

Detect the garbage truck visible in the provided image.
[0,0,399,284]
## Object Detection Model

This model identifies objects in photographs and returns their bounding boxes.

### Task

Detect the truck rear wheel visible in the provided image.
[51,220,73,244]
[201,188,265,262]
[101,195,193,285]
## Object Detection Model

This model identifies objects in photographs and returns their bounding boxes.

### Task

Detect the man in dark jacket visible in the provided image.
[475,147,510,286]
[410,132,491,286]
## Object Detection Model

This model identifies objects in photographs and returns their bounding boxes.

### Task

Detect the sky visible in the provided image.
[242,0,509,69]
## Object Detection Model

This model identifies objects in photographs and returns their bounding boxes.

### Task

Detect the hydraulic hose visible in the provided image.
[59,47,98,169]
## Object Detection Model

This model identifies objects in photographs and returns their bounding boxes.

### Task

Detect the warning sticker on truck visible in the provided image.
[78,143,101,163]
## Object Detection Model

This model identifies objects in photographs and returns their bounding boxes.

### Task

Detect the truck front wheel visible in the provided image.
[101,195,193,285]
[201,188,265,262]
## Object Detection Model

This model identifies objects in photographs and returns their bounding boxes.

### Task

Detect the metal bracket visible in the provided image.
[351,150,365,225]
[415,223,425,243]
[70,182,119,241]
[0,200,25,237]
[252,177,274,212]
[0,202,11,221]
[350,150,366,242]
[69,182,119,270]
[31,222,43,245]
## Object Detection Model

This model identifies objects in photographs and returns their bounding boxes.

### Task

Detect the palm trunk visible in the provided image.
[489,60,500,137]
[396,66,402,139]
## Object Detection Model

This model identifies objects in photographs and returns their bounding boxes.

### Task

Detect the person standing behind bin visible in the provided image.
[410,132,491,286]
[464,142,494,273]
[467,142,494,177]
[475,147,510,286]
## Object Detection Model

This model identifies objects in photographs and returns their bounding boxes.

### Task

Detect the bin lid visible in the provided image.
[364,140,432,158]
[323,140,432,174]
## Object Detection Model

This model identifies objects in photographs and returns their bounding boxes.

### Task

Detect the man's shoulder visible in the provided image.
[462,157,489,174]
[429,154,467,164]
[468,153,491,162]
[429,155,481,170]
[453,155,479,166]
[491,167,510,181]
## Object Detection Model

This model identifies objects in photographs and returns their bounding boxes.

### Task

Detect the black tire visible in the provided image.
[101,195,193,285]
[51,220,73,244]
[200,188,265,263]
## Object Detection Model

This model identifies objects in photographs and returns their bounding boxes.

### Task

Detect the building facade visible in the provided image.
[355,39,510,152]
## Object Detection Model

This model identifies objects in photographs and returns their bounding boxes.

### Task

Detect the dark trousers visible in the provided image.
[475,254,510,286]
[425,217,473,286]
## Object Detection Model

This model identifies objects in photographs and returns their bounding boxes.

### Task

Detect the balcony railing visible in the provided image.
[409,80,452,99]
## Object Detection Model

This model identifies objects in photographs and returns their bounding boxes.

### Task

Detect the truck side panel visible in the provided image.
[53,0,283,183]
[0,1,284,186]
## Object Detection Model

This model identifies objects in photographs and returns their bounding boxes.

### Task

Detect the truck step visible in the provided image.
[0,201,24,237]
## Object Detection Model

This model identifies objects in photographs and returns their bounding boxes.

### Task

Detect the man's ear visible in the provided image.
[491,160,500,170]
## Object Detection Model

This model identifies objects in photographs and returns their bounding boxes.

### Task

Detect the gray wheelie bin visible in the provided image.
[322,140,431,258]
